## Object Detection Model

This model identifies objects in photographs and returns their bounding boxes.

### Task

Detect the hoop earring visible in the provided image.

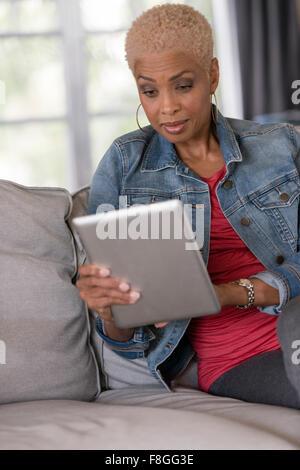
[211,92,218,126]
[136,103,152,133]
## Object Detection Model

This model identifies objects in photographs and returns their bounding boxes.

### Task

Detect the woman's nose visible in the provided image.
[160,92,180,116]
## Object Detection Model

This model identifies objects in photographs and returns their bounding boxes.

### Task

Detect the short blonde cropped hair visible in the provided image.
[125,3,214,73]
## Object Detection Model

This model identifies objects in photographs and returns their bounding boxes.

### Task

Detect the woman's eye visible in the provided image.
[176,85,192,91]
[142,90,157,97]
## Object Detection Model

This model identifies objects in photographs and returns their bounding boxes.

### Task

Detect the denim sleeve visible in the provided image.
[253,126,300,313]
[94,317,156,359]
[250,271,288,315]
[88,141,125,216]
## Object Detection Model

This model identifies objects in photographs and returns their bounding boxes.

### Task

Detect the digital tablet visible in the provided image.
[72,199,220,328]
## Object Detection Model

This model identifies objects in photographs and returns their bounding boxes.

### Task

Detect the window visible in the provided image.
[0,0,215,191]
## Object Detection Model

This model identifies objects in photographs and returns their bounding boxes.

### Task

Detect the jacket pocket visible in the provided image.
[251,178,300,246]
[252,179,300,210]
[127,193,176,206]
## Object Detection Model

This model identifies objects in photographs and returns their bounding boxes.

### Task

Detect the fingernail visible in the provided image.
[119,282,130,292]
[99,268,110,277]
[129,291,140,302]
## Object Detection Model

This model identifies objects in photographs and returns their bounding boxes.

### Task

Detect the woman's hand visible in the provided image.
[213,278,280,308]
[76,264,168,340]
[76,264,141,341]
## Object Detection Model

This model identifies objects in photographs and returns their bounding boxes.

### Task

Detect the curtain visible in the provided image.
[233,0,300,120]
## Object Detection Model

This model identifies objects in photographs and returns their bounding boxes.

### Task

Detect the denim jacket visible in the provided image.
[88,107,300,391]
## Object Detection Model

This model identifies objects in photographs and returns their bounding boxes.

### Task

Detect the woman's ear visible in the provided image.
[210,58,220,94]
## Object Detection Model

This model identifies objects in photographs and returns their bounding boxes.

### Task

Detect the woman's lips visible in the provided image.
[162,120,188,134]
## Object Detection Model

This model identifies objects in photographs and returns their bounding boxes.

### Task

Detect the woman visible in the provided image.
[76,4,300,408]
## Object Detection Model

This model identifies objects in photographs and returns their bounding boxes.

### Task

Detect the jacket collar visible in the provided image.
[141,105,243,172]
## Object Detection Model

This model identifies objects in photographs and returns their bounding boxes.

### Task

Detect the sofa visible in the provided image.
[0,179,299,451]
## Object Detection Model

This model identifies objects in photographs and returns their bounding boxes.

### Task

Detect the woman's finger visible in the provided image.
[87,296,136,312]
[76,275,130,292]
[79,286,139,302]
[78,264,110,278]
[154,322,169,328]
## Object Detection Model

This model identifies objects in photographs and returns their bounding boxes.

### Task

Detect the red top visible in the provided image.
[186,165,280,392]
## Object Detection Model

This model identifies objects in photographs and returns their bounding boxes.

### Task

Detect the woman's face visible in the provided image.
[134,50,219,145]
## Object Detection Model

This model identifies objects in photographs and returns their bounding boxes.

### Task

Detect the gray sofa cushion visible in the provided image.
[68,184,108,391]
[0,180,100,404]
[0,390,299,449]
[68,185,90,266]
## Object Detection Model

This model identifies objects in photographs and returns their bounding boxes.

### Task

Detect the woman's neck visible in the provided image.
[175,127,224,179]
